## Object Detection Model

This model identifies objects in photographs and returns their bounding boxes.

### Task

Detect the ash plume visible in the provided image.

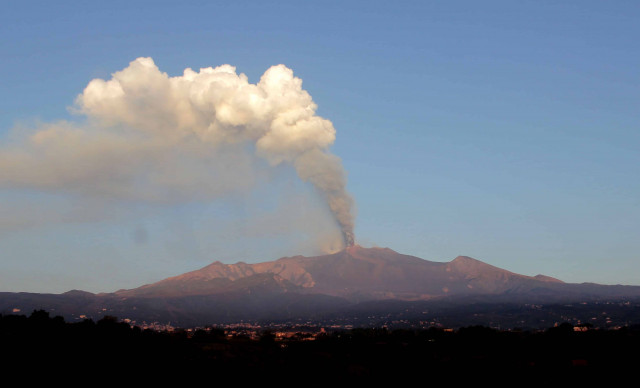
[0,57,355,248]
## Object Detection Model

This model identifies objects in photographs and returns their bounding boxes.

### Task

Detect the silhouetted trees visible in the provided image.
[2,311,640,380]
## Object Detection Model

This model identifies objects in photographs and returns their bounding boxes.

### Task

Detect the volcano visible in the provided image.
[113,245,621,301]
[3,245,640,327]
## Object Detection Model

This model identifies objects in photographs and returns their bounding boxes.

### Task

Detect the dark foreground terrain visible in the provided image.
[3,310,639,382]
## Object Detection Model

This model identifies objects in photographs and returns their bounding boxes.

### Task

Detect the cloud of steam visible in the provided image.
[0,57,355,248]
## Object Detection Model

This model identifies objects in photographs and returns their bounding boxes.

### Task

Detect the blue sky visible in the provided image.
[1,1,639,292]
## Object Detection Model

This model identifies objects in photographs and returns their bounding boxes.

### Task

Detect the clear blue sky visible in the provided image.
[1,1,638,292]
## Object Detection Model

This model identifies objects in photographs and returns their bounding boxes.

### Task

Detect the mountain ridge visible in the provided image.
[114,245,565,301]
[3,245,640,327]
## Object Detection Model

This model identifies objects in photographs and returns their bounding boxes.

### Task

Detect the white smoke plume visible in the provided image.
[0,58,355,248]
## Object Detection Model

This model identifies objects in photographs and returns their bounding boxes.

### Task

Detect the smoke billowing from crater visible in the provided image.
[0,58,355,249]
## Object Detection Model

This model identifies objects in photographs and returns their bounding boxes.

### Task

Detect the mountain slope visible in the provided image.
[4,245,640,327]
[115,245,569,301]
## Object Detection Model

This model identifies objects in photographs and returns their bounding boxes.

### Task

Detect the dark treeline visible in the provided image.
[2,310,639,382]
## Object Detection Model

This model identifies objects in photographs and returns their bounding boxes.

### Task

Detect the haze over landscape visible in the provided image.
[1,1,639,295]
